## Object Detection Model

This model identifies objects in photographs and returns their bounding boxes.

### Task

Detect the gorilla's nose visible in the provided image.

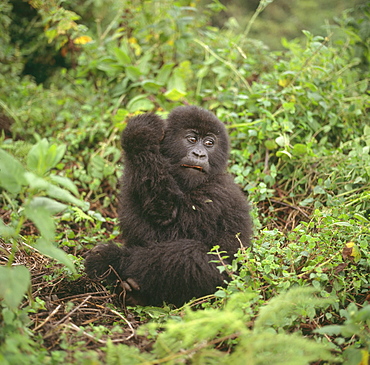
[192,149,206,159]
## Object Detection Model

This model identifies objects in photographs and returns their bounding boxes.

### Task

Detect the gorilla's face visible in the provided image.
[161,106,229,190]
[180,129,217,173]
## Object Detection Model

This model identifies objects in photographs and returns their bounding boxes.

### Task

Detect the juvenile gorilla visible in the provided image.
[85,106,252,307]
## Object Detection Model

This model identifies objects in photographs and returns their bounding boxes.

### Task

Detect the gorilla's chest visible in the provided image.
[171,192,223,241]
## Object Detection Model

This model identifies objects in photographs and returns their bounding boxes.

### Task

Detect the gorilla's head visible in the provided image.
[161,106,230,190]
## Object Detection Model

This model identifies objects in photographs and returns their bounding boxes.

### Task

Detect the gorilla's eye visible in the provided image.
[187,136,197,144]
[204,138,215,147]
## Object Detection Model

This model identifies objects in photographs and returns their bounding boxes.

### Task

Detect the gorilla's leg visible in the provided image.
[85,240,227,307]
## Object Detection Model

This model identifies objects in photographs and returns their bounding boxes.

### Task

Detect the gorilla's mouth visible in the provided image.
[181,164,204,172]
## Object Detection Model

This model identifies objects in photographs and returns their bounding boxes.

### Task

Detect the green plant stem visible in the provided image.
[243,0,274,39]
[297,251,340,278]
[194,39,253,93]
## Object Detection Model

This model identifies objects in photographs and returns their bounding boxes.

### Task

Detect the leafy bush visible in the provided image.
[0,138,85,308]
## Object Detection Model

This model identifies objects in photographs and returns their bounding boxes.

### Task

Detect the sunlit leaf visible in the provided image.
[164,88,186,101]
[73,35,93,44]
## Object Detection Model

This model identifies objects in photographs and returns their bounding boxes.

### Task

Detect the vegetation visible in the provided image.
[0,0,369,364]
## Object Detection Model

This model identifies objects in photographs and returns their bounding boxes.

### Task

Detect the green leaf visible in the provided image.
[29,197,67,215]
[126,65,142,81]
[313,186,326,195]
[196,66,209,78]
[24,205,55,242]
[275,135,288,147]
[314,325,342,336]
[276,150,292,159]
[46,184,85,207]
[166,67,187,100]
[24,172,49,190]
[112,108,129,124]
[0,149,27,194]
[141,80,163,93]
[96,58,123,74]
[34,237,76,273]
[0,218,16,238]
[0,266,31,309]
[264,140,278,150]
[137,52,152,74]
[49,174,79,196]
[292,143,307,156]
[27,139,66,175]
[127,95,154,112]
[156,63,175,84]
[282,102,296,113]
[164,88,186,101]
[114,47,131,66]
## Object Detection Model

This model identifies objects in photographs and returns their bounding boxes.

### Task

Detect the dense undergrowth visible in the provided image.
[0,0,369,364]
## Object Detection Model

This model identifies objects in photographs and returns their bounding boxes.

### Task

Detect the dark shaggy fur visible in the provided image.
[85,106,252,307]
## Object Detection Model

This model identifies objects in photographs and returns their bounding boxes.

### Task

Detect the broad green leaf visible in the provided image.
[126,65,142,81]
[112,108,129,124]
[49,174,79,196]
[292,143,307,156]
[275,135,288,147]
[114,47,131,66]
[156,63,175,84]
[314,325,342,336]
[96,58,123,74]
[29,197,67,215]
[27,139,66,175]
[0,149,27,194]
[313,185,326,195]
[166,68,186,97]
[282,102,296,113]
[24,205,55,242]
[127,95,154,112]
[46,184,85,207]
[264,140,278,150]
[141,80,163,93]
[196,66,209,78]
[164,88,186,101]
[0,218,16,238]
[24,172,49,190]
[0,266,31,309]
[137,52,152,74]
[34,237,76,273]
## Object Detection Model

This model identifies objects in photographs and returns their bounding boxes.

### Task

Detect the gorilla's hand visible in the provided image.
[121,113,165,153]
[120,278,147,306]
[84,243,126,281]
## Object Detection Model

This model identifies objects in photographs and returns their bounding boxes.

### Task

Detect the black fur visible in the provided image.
[85,106,252,307]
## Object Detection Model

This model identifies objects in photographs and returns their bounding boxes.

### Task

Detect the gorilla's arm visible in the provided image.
[121,113,182,225]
